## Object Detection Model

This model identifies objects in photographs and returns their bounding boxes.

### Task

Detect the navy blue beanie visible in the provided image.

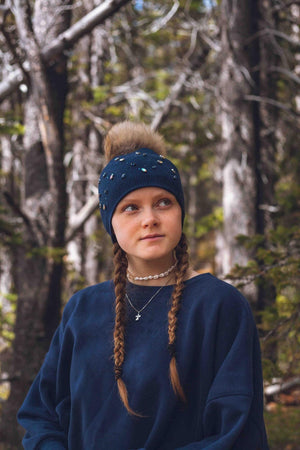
[98,148,185,241]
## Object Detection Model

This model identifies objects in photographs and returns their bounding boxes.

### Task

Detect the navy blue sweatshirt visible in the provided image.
[17,273,269,449]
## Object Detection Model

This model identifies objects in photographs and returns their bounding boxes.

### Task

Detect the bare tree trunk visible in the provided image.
[253,0,279,360]
[66,8,109,291]
[83,14,108,285]
[215,0,261,302]
[0,0,71,444]
[256,0,278,237]
[0,130,13,354]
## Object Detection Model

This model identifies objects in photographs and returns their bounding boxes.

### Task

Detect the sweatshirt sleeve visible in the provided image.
[177,291,269,449]
[17,296,76,450]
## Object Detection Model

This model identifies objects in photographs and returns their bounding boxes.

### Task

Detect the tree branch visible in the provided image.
[66,194,99,243]
[3,191,33,234]
[269,66,300,85]
[144,1,179,34]
[271,0,300,13]
[0,0,131,103]
[246,28,300,47]
[41,0,131,60]
[244,95,300,117]
[0,68,24,100]
[151,70,190,131]
[0,12,29,84]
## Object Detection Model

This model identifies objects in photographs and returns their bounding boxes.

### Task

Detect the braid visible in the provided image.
[168,233,189,403]
[112,235,189,411]
[113,242,142,416]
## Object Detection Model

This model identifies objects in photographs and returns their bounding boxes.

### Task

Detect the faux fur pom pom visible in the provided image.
[104,121,167,162]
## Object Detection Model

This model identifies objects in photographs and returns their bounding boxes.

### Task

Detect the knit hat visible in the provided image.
[98,148,185,241]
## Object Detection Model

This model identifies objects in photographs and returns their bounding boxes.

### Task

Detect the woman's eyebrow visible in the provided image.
[119,191,174,204]
[119,197,140,204]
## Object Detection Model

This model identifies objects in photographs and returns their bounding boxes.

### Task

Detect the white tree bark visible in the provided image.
[216,0,259,302]
[0,0,131,102]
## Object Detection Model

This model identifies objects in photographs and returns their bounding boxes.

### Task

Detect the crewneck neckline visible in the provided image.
[126,272,212,290]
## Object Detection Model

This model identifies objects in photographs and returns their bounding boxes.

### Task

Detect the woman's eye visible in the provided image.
[157,198,172,207]
[123,204,138,212]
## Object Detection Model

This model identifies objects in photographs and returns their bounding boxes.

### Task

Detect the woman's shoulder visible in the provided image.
[72,279,114,298]
[185,271,239,293]
[62,280,115,320]
[184,272,253,317]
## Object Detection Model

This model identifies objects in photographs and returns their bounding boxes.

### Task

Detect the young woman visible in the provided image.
[18,122,269,449]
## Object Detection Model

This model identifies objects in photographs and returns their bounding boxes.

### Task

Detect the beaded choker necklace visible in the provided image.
[127,260,177,282]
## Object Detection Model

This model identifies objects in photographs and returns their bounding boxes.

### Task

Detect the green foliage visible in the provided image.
[227,152,300,378]
[265,406,300,449]
[104,105,124,118]
[26,246,66,263]
[0,292,17,347]
[0,203,22,247]
[228,224,300,375]
[92,86,110,103]
[0,119,24,136]
[195,207,223,238]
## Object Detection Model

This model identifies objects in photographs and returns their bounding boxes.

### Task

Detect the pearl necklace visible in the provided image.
[127,260,177,282]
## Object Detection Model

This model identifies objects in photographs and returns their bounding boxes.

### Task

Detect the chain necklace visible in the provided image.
[127,260,177,282]
[126,281,169,321]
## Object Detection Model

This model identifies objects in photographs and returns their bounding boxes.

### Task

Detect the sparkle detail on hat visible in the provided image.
[98,148,185,241]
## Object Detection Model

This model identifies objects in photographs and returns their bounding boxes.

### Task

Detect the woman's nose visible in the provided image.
[141,208,159,227]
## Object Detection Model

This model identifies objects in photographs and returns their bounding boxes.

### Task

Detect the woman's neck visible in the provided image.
[127,256,177,286]
[126,258,198,287]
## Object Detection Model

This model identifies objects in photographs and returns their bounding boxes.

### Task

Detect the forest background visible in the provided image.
[0,0,299,448]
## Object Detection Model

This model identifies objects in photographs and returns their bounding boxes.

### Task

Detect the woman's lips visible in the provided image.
[141,234,164,240]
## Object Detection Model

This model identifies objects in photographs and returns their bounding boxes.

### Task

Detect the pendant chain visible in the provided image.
[126,281,169,321]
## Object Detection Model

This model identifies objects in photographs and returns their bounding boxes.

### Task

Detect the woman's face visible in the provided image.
[112,187,182,271]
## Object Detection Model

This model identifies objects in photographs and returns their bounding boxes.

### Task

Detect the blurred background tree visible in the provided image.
[0,0,299,448]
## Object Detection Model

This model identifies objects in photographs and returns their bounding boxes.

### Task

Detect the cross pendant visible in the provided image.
[135,312,141,321]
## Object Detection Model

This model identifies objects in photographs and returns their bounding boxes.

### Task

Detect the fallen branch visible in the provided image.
[265,377,300,397]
